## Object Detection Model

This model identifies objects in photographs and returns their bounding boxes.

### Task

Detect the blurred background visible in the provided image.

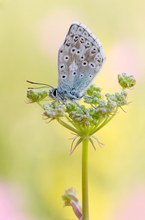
[0,0,145,219]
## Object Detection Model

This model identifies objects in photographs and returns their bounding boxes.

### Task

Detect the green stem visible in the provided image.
[57,118,79,134]
[82,138,89,220]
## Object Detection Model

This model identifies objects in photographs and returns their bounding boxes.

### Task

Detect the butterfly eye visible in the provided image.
[89,62,96,69]
[73,35,79,42]
[61,74,67,79]
[80,37,85,43]
[64,55,69,61]
[71,47,76,54]
[59,64,65,71]
[82,61,88,66]
[89,75,93,78]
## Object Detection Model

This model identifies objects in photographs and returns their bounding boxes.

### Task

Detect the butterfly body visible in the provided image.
[49,22,105,101]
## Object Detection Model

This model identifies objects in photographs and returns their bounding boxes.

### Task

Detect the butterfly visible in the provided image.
[28,22,105,101]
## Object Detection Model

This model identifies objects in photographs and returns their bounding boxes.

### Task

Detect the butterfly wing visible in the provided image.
[58,22,105,98]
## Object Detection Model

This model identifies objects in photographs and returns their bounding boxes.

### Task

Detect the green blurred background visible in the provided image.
[0,0,145,220]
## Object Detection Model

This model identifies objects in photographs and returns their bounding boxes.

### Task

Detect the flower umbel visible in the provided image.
[26,73,136,152]
[26,73,136,220]
[118,72,136,89]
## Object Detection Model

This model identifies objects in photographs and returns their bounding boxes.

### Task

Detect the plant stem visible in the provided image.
[82,138,89,220]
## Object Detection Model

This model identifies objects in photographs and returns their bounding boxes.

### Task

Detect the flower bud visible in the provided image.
[118,73,136,89]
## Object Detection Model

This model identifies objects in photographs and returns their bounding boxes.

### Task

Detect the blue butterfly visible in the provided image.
[28,22,105,101]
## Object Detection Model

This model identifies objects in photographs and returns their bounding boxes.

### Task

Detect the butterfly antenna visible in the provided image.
[26,80,54,89]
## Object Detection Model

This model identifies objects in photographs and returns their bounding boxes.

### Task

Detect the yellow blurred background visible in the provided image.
[0,0,145,219]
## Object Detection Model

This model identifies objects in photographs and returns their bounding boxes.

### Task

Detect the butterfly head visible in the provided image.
[49,88,68,101]
[49,87,83,102]
[49,88,59,99]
